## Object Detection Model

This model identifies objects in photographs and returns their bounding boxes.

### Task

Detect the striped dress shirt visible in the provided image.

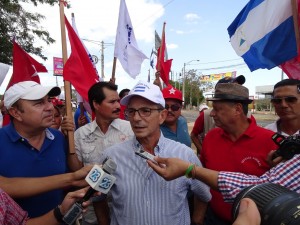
[98,134,211,225]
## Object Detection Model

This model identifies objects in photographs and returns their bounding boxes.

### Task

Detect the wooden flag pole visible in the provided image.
[111,57,117,84]
[59,0,75,154]
[154,22,166,90]
[292,0,300,51]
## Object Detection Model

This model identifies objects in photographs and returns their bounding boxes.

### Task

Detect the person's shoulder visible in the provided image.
[75,120,94,135]
[113,119,133,132]
[254,123,276,135]
[264,121,277,131]
[162,138,195,156]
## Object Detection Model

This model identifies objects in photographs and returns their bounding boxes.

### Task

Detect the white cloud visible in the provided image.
[167,44,178,49]
[184,13,201,22]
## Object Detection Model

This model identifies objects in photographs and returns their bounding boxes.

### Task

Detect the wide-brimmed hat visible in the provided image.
[207,83,253,103]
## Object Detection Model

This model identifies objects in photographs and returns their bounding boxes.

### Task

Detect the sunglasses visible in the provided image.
[165,104,181,111]
[271,96,298,104]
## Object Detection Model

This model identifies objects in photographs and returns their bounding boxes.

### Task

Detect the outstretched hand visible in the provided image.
[147,157,190,181]
[233,198,261,225]
[60,186,100,215]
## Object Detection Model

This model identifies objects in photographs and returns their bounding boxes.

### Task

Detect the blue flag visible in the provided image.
[228,0,297,71]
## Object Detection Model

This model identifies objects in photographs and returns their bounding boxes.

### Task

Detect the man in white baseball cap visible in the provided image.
[0,81,72,218]
[94,80,211,225]
[4,81,61,110]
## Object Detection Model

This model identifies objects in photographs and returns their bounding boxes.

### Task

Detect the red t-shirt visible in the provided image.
[200,119,278,222]
[191,111,204,135]
[119,104,126,120]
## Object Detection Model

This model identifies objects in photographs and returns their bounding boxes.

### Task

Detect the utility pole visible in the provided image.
[101,41,105,78]
[81,39,113,79]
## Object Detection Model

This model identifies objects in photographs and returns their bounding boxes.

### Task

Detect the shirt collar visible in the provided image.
[91,118,122,133]
[4,123,55,142]
[132,132,165,154]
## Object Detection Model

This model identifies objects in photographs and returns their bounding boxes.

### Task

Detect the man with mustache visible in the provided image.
[68,81,134,225]
[160,85,191,147]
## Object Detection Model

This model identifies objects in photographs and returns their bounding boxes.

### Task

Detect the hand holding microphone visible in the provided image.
[63,158,117,225]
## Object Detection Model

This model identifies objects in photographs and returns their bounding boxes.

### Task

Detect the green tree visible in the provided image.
[0,0,59,64]
[185,69,203,107]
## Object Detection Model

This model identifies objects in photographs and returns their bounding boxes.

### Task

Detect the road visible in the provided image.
[181,109,278,128]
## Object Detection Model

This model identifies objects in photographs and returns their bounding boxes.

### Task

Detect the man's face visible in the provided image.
[272,85,300,121]
[164,99,182,125]
[210,101,237,129]
[11,96,54,129]
[127,96,166,140]
[94,87,120,120]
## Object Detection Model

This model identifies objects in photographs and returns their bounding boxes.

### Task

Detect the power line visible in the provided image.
[196,63,247,72]
[135,0,178,28]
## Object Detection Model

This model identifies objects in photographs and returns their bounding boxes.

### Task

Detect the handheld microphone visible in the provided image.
[62,158,117,225]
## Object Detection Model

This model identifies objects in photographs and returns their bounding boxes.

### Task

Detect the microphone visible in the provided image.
[62,158,117,225]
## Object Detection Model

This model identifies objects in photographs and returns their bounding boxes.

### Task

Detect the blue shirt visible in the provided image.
[74,107,91,130]
[0,123,68,217]
[98,134,211,225]
[160,116,192,147]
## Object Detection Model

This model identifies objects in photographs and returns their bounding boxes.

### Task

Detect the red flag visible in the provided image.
[279,0,300,79]
[63,15,99,102]
[7,41,47,88]
[156,23,172,85]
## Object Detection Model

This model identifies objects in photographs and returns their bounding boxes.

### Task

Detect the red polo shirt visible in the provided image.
[201,119,278,222]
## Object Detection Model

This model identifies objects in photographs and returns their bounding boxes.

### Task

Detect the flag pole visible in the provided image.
[111,57,117,84]
[292,0,300,52]
[59,0,75,154]
[155,22,166,90]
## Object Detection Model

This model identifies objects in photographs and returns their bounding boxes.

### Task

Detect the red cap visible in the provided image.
[162,86,183,102]
[51,97,64,107]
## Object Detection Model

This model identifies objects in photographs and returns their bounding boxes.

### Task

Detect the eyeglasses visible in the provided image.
[271,96,298,105]
[124,107,162,118]
[165,104,181,111]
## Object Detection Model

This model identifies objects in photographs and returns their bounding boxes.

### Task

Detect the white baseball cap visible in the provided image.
[120,80,165,107]
[4,81,61,109]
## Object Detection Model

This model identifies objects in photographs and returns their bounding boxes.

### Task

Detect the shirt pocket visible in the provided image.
[81,144,98,164]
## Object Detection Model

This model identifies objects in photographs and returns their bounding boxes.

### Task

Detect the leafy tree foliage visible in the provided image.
[0,0,59,64]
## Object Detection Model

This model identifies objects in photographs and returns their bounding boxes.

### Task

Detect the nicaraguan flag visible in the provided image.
[228,0,297,71]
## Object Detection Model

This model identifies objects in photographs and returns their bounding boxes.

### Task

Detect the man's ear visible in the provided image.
[159,109,168,125]
[8,107,22,121]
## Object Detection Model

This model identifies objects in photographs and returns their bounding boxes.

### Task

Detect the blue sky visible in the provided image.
[1,0,287,95]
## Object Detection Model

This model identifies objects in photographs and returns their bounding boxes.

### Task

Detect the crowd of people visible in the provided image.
[0,76,300,225]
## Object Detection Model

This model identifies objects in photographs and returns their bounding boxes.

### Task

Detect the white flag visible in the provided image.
[0,62,10,87]
[114,0,148,78]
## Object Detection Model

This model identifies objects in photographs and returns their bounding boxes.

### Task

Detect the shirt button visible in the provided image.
[21,138,24,141]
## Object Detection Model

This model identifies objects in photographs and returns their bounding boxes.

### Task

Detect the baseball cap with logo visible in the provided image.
[120,80,165,107]
[162,85,183,102]
[4,81,61,109]
[217,75,246,85]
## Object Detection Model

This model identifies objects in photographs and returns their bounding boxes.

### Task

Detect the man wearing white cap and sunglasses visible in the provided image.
[94,80,211,225]
[0,81,69,218]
